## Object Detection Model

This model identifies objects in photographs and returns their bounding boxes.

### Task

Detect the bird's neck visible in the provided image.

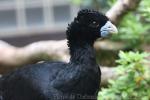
[69,43,97,65]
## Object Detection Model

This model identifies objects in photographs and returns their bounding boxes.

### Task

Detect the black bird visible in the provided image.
[0,9,118,100]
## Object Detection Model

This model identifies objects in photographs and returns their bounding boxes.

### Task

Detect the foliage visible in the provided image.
[111,0,150,49]
[138,0,150,22]
[98,51,150,100]
[111,13,149,49]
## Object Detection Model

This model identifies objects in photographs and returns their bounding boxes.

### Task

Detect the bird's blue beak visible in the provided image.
[100,21,118,37]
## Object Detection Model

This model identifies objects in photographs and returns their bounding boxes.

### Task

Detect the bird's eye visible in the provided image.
[93,21,96,24]
[89,21,99,28]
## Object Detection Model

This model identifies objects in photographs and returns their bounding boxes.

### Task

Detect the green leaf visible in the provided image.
[122,91,128,98]
[98,51,150,100]
[141,96,149,100]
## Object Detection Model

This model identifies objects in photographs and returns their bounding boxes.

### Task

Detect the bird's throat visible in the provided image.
[69,44,97,66]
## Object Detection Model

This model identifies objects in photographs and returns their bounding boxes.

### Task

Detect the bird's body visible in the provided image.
[0,9,117,100]
[0,47,100,100]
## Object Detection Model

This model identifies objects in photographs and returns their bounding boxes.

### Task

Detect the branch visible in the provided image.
[0,40,69,73]
[0,40,124,73]
[106,0,141,24]
[101,67,117,86]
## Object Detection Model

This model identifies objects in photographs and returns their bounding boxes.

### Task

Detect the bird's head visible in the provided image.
[67,9,118,46]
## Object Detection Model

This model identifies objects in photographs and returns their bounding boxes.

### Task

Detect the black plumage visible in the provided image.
[0,9,111,100]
